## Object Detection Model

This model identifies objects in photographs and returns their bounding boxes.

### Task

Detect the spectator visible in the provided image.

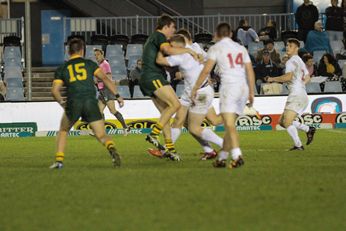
[317,53,342,77]
[343,0,346,32]
[0,79,5,101]
[335,37,346,60]
[295,0,319,42]
[236,19,259,47]
[254,49,282,92]
[302,53,317,76]
[325,0,344,41]
[256,39,281,65]
[128,58,142,98]
[258,20,277,41]
[305,21,333,54]
[279,54,290,71]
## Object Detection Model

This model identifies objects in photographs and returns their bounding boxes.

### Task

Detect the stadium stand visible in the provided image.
[306,82,322,93]
[324,81,343,93]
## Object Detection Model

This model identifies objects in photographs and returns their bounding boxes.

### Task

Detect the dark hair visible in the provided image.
[94,48,104,55]
[342,0,345,7]
[287,38,300,48]
[239,19,247,27]
[169,34,186,45]
[216,22,231,38]
[68,38,85,55]
[264,38,274,45]
[156,14,175,30]
[302,53,313,63]
[321,53,336,64]
[176,28,192,41]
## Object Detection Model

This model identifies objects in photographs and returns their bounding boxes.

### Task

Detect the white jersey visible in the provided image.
[285,55,308,96]
[166,53,205,91]
[189,42,207,60]
[207,37,251,85]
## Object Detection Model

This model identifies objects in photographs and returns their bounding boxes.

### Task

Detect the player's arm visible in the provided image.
[303,74,311,85]
[51,79,65,108]
[267,72,293,83]
[245,62,255,106]
[160,43,198,60]
[156,51,171,66]
[94,68,124,107]
[191,59,216,100]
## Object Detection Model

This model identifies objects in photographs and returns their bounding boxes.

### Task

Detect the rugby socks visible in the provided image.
[218,150,229,160]
[201,128,223,148]
[150,123,163,138]
[114,112,127,129]
[292,121,310,133]
[231,148,242,160]
[171,128,181,143]
[55,152,64,163]
[190,133,214,153]
[105,140,116,150]
[165,138,176,153]
[287,125,302,147]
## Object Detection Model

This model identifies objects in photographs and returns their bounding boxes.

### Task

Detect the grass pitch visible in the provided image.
[0,130,346,231]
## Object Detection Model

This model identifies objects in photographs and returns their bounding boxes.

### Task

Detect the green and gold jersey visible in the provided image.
[54,55,100,99]
[142,31,169,78]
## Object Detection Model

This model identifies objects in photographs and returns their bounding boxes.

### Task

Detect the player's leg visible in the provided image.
[98,100,106,118]
[89,119,120,167]
[50,113,74,169]
[171,105,189,143]
[291,120,316,145]
[206,107,223,126]
[106,99,130,134]
[279,110,304,150]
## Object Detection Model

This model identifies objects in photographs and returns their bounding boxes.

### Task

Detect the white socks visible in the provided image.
[292,121,309,132]
[190,133,214,153]
[201,128,223,148]
[171,128,181,143]
[287,125,302,147]
[218,148,242,160]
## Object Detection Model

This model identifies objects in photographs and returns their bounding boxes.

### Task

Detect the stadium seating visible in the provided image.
[5,78,23,88]
[324,81,343,93]
[3,58,22,69]
[91,34,108,45]
[133,85,146,98]
[108,56,127,80]
[194,33,213,44]
[274,41,285,51]
[313,50,326,64]
[330,40,343,54]
[338,60,345,69]
[127,55,141,70]
[125,44,143,59]
[117,85,131,99]
[6,87,25,101]
[130,34,148,44]
[3,46,21,61]
[248,42,264,56]
[109,34,129,48]
[85,45,102,62]
[175,84,185,97]
[4,67,22,80]
[106,45,124,57]
[306,82,321,93]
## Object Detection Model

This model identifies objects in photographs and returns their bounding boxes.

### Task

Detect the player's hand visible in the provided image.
[248,93,254,107]
[117,97,124,108]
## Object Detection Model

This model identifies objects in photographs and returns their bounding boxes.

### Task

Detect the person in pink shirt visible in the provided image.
[94,48,130,135]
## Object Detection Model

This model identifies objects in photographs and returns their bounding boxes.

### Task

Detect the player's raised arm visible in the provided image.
[160,43,198,60]
[94,68,124,107]
[245,62,255,106]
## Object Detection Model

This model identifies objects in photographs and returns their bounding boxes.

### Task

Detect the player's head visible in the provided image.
[94,48,104,63]
[286,38,300,57]
[169,34,186,48]
[176,28,192,43]
[331,0,338,7]
[156,14,176,39]
[68,38,85,57]
[215,23,232,40]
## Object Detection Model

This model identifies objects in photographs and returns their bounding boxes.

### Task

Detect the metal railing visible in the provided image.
[63,13,298,42]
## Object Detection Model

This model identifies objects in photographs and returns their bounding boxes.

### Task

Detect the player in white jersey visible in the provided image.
[154,34,224,159]
[192,23,255,169]
[266,38,316,150]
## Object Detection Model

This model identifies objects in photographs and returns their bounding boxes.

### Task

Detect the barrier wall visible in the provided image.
[0,94,346,137]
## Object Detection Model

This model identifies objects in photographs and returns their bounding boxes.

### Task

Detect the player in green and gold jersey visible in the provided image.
[49,37,124,169]
[140,15,198,161]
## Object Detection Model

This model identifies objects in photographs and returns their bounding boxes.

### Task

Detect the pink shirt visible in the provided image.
[97,60,112,90]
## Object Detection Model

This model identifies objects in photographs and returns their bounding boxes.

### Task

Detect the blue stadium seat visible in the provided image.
[338,60,345,69]
[4,67,22,80]
[306,82,321,93]
[175,84,185,97]
[106,45,124,57]
[324,81,343,93]
[3,46,21,61]
[133,85,147,98]
[248,42,264,56]
[6,78,23,88]
[274,41,285,51]
[6,87,25,101]
[3,57,22,69]
[125,44,143,59]
[330,41,343,54]
[313,50,326,64]
[108,55,127,80]
[117,85,131,99]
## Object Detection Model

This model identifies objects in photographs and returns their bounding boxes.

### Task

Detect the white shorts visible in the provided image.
[284,94,309,115]
[219,82,249,115]
[180,85,214,115]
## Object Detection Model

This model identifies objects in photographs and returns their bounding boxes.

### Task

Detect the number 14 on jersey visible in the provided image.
[227,53,243,68]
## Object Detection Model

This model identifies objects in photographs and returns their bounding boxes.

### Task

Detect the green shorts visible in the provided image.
[65,98,102,123]
[139,74,170,97]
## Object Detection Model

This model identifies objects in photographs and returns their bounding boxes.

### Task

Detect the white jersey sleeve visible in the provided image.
[242,48,251,64]
[166,55,184,67]
[207,46,217,61]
